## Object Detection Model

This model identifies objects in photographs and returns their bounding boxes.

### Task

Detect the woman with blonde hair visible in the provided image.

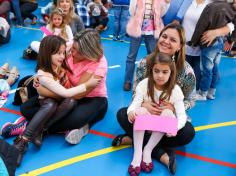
[57,0,85,35]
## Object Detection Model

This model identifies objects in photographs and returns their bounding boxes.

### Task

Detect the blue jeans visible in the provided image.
[113,6,129,40]
[11,0,23,25]
[124,35,157,84]
[199,38,223,92]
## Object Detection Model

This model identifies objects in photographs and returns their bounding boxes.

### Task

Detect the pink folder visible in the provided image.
[40,26,53,36]
[134,115,178,135]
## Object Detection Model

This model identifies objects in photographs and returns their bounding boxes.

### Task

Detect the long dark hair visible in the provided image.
[147,52,177,103]
[36,35,69,78]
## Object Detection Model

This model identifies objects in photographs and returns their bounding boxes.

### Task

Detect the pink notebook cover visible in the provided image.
[40,26,53,36]
[134,115,178,135]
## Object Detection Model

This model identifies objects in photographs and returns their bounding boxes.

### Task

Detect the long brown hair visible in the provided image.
[148,23,186,75]
[36,35,69,79]
[147,52,177,103]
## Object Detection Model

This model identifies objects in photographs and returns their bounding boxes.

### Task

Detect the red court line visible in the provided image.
[89,129,116,139]
[176,150,236,169]
[0,107,22,115]
[1,107,236,169]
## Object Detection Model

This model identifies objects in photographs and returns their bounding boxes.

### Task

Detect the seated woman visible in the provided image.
[19,29,108,146]
[113,23,196,175]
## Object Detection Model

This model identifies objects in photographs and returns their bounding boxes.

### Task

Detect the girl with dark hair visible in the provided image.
[13,35,100,166]
[113,23,196,175]
[127,52,187,176]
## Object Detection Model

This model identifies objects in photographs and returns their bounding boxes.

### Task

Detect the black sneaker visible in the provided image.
[23,47,38,59]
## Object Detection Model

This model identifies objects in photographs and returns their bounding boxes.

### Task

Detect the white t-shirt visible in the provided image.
[182,0,211,56]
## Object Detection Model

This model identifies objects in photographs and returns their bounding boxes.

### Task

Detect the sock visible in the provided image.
[131,130,145,167]
[143,132,164,164]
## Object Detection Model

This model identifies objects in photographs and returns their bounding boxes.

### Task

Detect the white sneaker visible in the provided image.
[65,124,89,145]
[195,93,207,101]
[207,88,216,100]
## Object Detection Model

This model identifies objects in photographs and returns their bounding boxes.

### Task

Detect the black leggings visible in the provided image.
[117,107,195,160]
[21,96,108,133]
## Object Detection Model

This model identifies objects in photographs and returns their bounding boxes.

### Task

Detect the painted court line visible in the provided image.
[19,146,130,176]
[15,26,146,45]
[1,107,236,174]
[176,150,236,169]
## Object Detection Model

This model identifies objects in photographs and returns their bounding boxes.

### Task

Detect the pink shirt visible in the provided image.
[67,55,108,97]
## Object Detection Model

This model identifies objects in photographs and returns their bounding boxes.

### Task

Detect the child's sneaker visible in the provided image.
[1,120,27,138]
[65,124,89,144]
[207,88,216,100]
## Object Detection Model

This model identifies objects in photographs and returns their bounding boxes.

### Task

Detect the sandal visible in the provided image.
[111,134,132,146]
[7,67,20,86]
[0,63,10,79]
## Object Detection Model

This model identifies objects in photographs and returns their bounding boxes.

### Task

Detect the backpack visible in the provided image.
[12,75,38,106]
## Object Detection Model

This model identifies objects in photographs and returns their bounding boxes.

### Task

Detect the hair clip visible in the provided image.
[171,56,175,62]
[57,8,65,14]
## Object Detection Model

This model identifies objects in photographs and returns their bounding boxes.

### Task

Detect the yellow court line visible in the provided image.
[19,120,236,176]
[16,26,145,45]
[19,145,130,176]
[194,120,236,131]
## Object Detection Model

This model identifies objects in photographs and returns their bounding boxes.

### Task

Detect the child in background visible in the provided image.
[123,0,170,91]
[127,52,187,176]
[111,0,130,41]
[40,0,57,24]
[13,35,100,166]
[87,0,109,31]
[24,8,73,59]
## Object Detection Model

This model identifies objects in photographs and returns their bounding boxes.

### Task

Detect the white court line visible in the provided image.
[108,65,121,69]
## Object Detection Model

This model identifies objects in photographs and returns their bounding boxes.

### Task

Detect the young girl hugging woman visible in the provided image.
[24,8,74,59]
[13,35,100,166]
[127,52,187,176]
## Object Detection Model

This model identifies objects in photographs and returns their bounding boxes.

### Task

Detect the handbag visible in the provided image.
[19,76,35,103]
[13,75,38,105]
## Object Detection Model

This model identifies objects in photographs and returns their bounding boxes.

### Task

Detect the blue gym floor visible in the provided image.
[1,0,236,175]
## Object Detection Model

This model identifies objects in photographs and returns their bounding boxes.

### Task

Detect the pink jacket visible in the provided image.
[126,0,169,38]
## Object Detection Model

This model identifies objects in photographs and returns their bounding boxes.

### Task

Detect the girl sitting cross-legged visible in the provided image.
[127,52,187,176]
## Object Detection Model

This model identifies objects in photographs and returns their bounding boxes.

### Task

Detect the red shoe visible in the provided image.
[128,165,141,176]
[141,161,154,173]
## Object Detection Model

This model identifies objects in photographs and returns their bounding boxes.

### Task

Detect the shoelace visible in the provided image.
[10,121,27,136]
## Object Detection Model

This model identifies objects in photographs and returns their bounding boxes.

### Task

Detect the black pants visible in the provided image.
[117,107,195,160]
[21,96,108,133]
[186,55,201,90]
[20,2,37,20]
[0,29,10,44]
[90,16,108,28]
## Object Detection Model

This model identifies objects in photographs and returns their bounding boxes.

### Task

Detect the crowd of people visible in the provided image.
[1,0,236,175]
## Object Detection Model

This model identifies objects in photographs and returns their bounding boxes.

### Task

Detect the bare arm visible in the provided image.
[73,72,102,99]
[201,25,231,47]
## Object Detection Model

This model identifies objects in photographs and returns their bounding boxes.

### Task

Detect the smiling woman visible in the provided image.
[113,23,196,175]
